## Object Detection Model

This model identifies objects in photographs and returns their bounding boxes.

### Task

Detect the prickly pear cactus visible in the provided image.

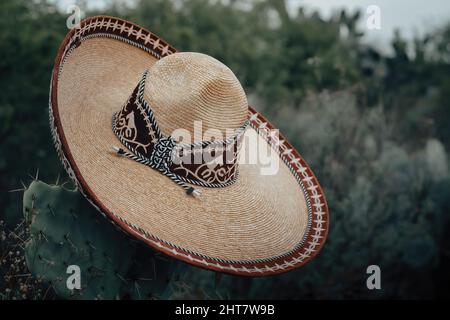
[23,180,185,300]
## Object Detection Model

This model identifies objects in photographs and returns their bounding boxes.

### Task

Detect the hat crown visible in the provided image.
[143,52,248,141]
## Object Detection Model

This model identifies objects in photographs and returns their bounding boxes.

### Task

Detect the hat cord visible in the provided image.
[112,145,201,197]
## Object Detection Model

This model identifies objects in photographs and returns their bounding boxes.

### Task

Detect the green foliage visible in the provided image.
[0,0,67,227]
[23,180,185,299]
[232,91,450,299]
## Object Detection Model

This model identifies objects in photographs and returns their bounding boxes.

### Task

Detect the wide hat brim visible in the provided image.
[50,16,329,276]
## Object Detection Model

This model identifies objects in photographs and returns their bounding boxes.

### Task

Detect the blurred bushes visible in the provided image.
[236,90,450,299]
[0,0,66,225]
[0,0,449,299]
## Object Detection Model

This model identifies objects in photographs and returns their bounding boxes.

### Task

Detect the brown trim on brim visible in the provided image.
[49,15,329,276]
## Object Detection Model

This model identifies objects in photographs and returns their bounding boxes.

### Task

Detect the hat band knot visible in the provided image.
[111,70,248,198]
[150,137,176,172]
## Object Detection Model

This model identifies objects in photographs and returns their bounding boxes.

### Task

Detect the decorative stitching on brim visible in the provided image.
[48,16,329,275]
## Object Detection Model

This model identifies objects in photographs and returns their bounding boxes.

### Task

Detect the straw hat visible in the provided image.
[49,16,329,276]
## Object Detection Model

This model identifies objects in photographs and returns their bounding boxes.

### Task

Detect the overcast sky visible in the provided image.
[289,0,450,50]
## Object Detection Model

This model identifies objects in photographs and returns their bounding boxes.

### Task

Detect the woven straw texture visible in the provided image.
[57,38,307,262]
[144,52,248,140]
[50,16,329,275]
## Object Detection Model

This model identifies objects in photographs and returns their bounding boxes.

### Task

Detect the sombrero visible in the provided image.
[49,16,329,276]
